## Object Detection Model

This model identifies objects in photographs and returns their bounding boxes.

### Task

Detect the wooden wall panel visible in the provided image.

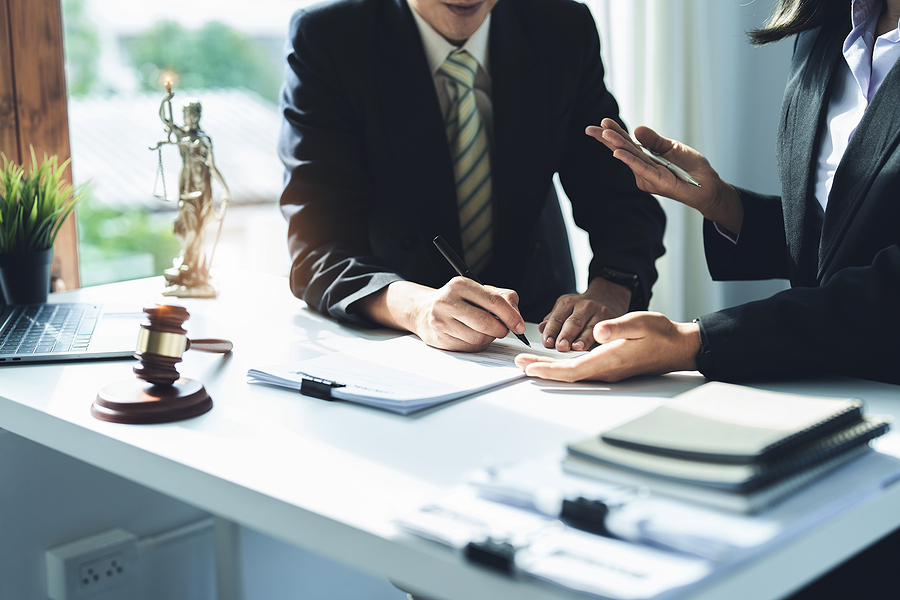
[0,0,21,162]
[2,0,80,290]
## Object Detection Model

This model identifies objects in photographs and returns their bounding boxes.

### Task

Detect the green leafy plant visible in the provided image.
[0,148,86,253]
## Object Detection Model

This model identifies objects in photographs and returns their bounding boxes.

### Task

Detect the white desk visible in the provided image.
[2,270,899,600]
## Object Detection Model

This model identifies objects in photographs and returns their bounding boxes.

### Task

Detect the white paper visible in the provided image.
[394,487,555,549]
[518,529,712,600]
[248,334,577,414]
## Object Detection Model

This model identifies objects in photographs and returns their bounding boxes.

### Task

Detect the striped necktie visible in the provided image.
[439,50,492,274]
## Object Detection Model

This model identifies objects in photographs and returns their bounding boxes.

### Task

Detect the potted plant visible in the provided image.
[0,148,85,305]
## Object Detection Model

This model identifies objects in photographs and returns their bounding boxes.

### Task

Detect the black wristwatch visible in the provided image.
[597,266,639,293]
[693,317,717,379]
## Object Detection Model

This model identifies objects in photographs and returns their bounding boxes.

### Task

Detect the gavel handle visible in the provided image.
[186,338,234,353]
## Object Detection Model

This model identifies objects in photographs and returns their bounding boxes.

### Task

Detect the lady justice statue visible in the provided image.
[151,80,229,298]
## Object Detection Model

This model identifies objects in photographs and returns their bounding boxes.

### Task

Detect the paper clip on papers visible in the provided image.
[465,539,518,573]
[560,497,612,537]
[298,374,346,400]
[464,499,616,573]
[464,499,615,571]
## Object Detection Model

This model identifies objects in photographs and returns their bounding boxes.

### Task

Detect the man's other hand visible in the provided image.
[539,276,631,352]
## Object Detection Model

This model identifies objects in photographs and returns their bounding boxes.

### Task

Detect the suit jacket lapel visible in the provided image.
[488,1,549,280]
[818,56,900,278]
[779,24,843,286]
[375,0,460,248]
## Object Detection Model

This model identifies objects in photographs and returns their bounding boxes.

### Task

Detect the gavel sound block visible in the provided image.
[92,304,232,424]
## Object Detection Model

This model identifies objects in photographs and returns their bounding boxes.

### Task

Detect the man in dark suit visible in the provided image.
[278,0,666,353]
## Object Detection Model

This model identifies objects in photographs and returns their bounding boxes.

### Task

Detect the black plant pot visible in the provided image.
[0,247,54,305]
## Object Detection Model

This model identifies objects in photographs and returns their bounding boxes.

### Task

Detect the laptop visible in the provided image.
[0,302,145,365]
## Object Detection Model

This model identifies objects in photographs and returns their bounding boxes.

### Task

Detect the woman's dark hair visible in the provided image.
[749,0,847,45]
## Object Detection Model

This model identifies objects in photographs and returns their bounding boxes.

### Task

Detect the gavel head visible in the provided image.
[133,304,189,386]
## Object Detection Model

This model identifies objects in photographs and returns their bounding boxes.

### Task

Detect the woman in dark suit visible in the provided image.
[517,0,900,386]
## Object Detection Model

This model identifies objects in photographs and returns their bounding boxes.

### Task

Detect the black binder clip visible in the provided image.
[464,538,516,574]
[560,497,611,537]
[299,376,345,400]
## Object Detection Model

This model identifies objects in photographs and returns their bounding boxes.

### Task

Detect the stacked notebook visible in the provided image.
[563,382,890,513]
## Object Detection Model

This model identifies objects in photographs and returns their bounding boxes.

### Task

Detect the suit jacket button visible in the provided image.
[401,236,417,251]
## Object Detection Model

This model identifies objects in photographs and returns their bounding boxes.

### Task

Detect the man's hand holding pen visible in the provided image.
[357,236,527,352]
[357,278,527,353]
[433,236,531,348]
[355,236,529,353]
[413,277,527,352]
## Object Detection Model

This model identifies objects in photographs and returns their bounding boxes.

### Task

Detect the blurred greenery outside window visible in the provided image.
[62,0,289,287]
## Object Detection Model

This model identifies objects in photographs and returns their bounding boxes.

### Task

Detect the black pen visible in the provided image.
[433,235,531,347]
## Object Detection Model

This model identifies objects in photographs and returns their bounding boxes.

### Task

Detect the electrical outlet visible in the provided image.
[78,553,128,594]
[45,528,138,600]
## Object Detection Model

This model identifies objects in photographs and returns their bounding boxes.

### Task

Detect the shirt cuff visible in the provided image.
[713,222,739,244]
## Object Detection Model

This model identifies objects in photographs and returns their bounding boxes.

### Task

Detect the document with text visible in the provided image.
[247,333,577,414]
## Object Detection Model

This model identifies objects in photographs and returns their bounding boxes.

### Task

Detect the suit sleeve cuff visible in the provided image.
[693,317,718,380]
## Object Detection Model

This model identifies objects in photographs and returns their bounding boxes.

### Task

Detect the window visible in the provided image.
[63,0,318,286]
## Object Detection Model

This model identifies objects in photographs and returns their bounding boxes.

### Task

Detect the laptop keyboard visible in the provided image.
[0,304,100,355]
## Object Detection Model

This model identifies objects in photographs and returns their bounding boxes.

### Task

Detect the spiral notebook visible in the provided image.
[568,415,891,492]
[562,382,891,513]
[598,382,865,464]
[562,444,874,514]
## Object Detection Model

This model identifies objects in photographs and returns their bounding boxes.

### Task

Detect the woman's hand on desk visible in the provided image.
[587,119,744,237]
[357,278,526,352]
[516,312,700,382]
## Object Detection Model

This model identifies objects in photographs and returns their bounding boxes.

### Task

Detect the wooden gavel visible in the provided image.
[92,303,232,424]
[133,304,233,386]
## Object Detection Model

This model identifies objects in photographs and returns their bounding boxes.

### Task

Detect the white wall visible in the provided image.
[577,0,794,321]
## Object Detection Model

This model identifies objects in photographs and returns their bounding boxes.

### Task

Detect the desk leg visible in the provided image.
[214,516,244,600]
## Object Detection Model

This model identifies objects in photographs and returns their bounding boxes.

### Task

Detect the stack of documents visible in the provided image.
[395,444,900,598]
[563,382,891,513]
[394,486,714,600]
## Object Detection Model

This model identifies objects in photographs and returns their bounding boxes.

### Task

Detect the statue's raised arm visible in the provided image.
[151,81,180,151]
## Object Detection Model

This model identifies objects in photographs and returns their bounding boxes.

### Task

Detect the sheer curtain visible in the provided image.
[565,0,793,321]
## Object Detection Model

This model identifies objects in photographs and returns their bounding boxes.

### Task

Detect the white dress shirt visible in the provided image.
[407,3,494,145]
[815,0,900,210]
[720,0,899,242]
